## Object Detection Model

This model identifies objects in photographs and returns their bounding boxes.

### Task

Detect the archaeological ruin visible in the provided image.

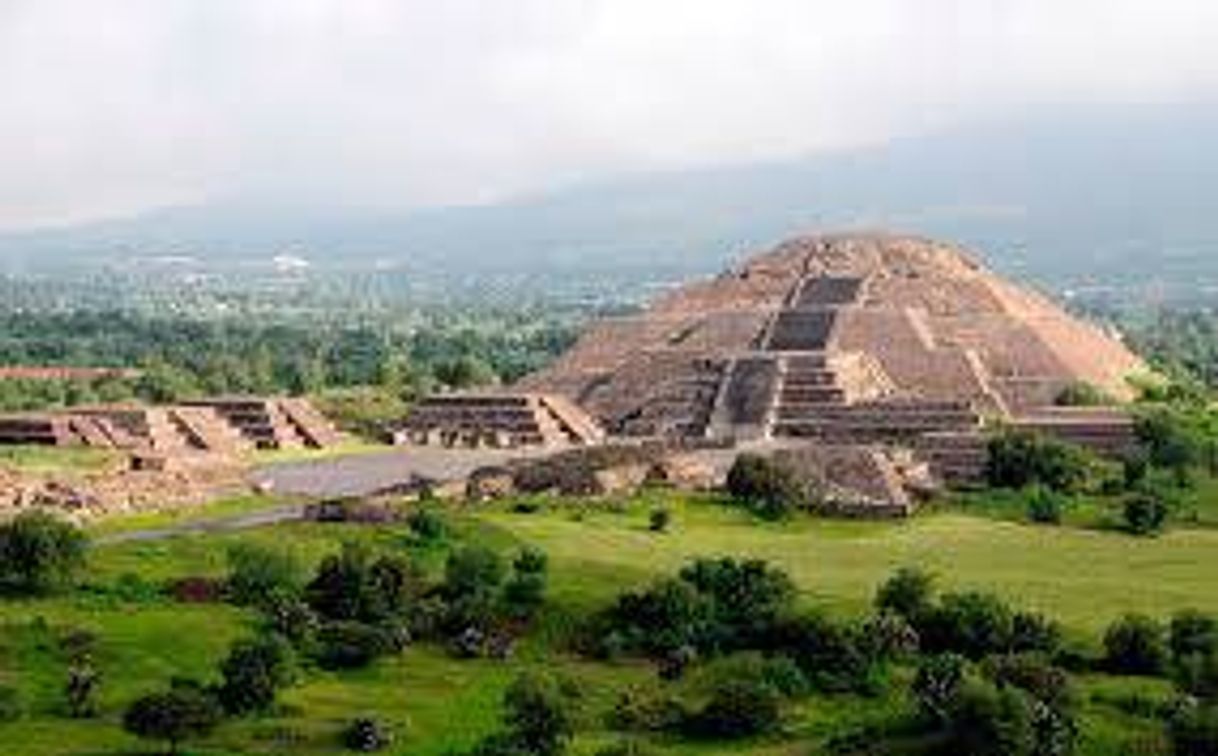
[409,233,1146,513]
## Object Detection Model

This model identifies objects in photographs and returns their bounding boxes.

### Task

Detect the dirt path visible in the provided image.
[94,504,305,545]
[249,446,538,498]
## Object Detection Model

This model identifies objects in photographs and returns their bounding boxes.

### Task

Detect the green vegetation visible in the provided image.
[0,489,1211,754]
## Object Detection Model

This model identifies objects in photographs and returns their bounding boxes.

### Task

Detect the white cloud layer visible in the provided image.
[1,0,1216,229]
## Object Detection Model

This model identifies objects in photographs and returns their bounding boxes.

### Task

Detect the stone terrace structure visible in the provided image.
[518,233,1146,493]
[0,398,340,453]
[402,393,605,448]
[183,397,343,450]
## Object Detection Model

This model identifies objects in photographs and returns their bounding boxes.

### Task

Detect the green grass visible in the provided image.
[0,492,1214,753]
[246,439,389,467]
[484,494,1218,637]
[0,446,125,476]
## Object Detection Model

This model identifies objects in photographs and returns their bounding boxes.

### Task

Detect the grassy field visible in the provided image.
[0,492,1211,754]
[0,446,125,476]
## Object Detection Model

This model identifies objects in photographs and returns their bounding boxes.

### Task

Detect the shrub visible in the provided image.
[1169,702,1218,756]
[725,453,805,519]
[443,546,505,599]
[986,429,1096,494]
[780,613,885,695]
[407,508,447,541]
[685,675,782,739]
[603,577,712,657]
[918,592,1015,659]
[307,544,416,624]
[944,681,1037,756]
[491,672,580,756]
[342,717,393,752]
[1135,407,1207,486]
[1104,614,1167,676]
[0,685,23,722]
[912,653,966,724]
[65,658,100,718]
[607,685,686,733]
[0,511,86,595]
[1124,493,1169,536]
[216,635,294,715]
[594,740,658,756]
[1055,382,1112,407]
[314,622,400,670]
[225,543,304,608]
[875,567,935,621]
[678,558,795,650]
[1026,487,1066,525]
[1010,611,1063,655]
[983,654,1075,713]
[648,508,671,533]
[1170,609,1217,662]
[501,547,548,620]
[123,687,222,756]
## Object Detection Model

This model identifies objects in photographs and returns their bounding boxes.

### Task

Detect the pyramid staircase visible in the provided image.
[167,406,253,454]
[278,398,344,448]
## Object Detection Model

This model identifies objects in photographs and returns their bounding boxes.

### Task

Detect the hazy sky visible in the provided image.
[1,0,1216,230]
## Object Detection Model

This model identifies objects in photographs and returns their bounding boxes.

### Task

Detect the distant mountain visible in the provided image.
[3,104,1217,297]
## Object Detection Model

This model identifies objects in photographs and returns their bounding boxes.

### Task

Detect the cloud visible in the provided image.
[0,0,1215,229]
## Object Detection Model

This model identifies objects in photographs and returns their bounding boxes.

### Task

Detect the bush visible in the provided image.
[1170,609,1217,662]
[1169,702,1218,755]
[945,681,1037,756]
[1104,614,1167,676]
[1026,486,1066,525]
[501,548,548,620]
[607,685,685,733]
[342,717,393,752]
[685,675,782,739]
[725,453,806,519]
[875,567,935,621]
[594,740,658,756]
[918,592,1015,660]
[485,672,580,756]
[0,685,23,722]
[407,508,447,542]
[1055,382,1112,407]
[648,508,671,533]
[779,613,885,695]
[225,543,304,608]
[307,544,417,624]
[314,622,401,670]
[444,546,505,599]
[0,511,86,595]
[986,429,1097,494]
[123,686,222,756]
[1124,493,1169,536]
[216,635,294,715]
[912,653,966,724]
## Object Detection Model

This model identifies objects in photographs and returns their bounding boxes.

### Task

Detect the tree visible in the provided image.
[875,567,935,621]
[216,635,294,716]
[443,546,505,600]
[1103,614,1167,676]
[0,511,86,595]
[123,687,222,756]
[945,681,1037,756]
[725,453,806,519]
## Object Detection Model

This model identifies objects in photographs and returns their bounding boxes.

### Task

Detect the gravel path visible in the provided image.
[249,446,537,498]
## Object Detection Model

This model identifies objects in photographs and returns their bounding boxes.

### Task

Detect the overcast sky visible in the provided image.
[1,0,1216,230]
